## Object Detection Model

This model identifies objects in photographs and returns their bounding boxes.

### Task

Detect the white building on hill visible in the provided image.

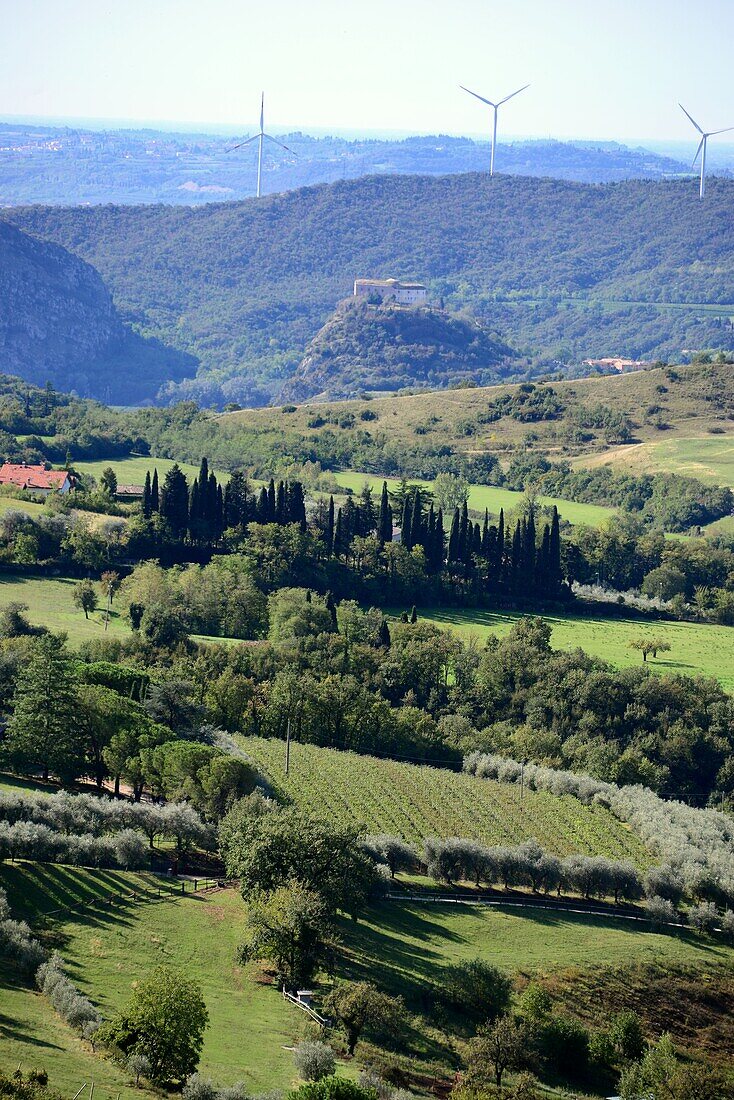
[353,277,427,305]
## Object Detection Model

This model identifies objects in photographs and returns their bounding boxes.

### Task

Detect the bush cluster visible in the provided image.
[36,953,101,1035]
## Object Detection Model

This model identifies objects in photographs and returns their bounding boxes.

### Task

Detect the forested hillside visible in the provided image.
[8,174,734,406]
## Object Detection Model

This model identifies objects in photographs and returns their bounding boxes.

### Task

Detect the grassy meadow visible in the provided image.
[578,433,734,487]
[334,471,615,527]
[73,455,220,486]
[241,737,648,862]
[403,607,734,692]
[0,574,131,645]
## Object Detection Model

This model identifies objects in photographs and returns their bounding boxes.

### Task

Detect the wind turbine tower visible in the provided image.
[227,93,297,198]
[679,103,734,199]
[460,83,530,176]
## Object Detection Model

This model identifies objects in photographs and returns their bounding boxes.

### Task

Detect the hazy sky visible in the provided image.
[1,0,733,141]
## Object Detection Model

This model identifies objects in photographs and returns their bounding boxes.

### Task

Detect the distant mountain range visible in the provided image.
[0,121,703,206]
[4,173,734,406]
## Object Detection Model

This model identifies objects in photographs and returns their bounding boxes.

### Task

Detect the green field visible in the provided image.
[73,455,214,485]
[339,899,733,997]
[0,574,131,645]
[241,736,647,863]
[334,471,616,528]
[407,607,734,693]
[579,434,734,487]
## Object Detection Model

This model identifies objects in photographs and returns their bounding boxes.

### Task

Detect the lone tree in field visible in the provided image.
[324,981,404,1056]
[98,965,207,1085]
[629,638,671,663]
[465,1015,528,1090]
[237,881,330,989]
[73,578,97,619]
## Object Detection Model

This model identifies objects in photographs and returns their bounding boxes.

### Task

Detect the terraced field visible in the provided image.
[241,736,649,864]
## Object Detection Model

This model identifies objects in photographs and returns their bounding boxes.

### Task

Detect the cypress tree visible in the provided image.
[510,520,522,593]
[401,497,413,550]
[142,472,152,519]
[525,507,537,591]
[549,506,562,594]
[378,482,392,544]
[409,605,418,624]
[151,469,160,512]
[224,470,251,528]
[358,483,377,536]
[334,508,344,557]
[448,508,461,563]
[472,522,482,557]
[160,464,189,541]
[288,481,307,529]
[481,509,490,557]
[434,507,445,570]
[326,495,335,555]
[256,486,269,524]
[410,489,423,550]
[496,508,505,576]
[188,479,200,542]
[325,591,338,630]
[378,619,391,648]
[215,484,224,540]
[266,479,276,523]
[458,501,469,563]
[275,480,287,525]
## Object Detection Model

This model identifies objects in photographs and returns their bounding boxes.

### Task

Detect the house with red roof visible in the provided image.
[0,463,72,496]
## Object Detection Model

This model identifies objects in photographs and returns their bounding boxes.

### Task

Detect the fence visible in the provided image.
[282,987,330,1027]
[35,876,222,924]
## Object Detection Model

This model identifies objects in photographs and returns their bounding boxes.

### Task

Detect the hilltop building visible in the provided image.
[0,462,72,495]
[353,278,427,305]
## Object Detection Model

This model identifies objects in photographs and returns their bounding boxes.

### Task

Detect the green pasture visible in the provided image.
[31,887,306,1091]
[0,574,130,645]
[241,737,648,863]
[73,455,226,485]
[406,607,734,692]
[334,471,615,527]
[579,434,734,487]
[338,899,734,999]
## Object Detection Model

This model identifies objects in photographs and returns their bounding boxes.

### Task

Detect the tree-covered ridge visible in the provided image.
[7,174,734,405]
[280,299,520,401]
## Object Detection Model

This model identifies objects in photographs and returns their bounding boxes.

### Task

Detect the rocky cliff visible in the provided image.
[0,219,195,403]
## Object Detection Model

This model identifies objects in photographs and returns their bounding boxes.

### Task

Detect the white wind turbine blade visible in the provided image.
[679,103,703,133]
[226,134,260,153]
[460,85,496,107]
[263,133,298,156]
[692,136,705,166]
[709,124,734,136]
[497,83,530,106]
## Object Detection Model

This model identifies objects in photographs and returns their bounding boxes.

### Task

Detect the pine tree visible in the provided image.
[151,469,160,512]
[6,636,84,782]
[142,472,152,519]
[378,482,392,544]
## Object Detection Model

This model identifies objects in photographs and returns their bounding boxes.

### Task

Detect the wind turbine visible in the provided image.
[679,103,734,200]
[227,93,297,198]
[460,83,530,176]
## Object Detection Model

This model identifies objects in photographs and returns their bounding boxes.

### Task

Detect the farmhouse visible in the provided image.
[353,277,427,305]
[0,462,72,495]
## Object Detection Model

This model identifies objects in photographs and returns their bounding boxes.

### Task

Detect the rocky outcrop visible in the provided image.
[0,220,196,403]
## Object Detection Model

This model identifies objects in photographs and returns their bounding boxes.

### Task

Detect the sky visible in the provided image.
[1,0,733,142]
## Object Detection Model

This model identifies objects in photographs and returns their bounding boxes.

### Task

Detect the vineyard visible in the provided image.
[241,737,649,864]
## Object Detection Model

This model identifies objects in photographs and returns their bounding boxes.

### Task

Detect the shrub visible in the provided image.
[688,901,720,934]
[441,958,512,1021]
[645,895,677,929]
[293,1041,336,1082]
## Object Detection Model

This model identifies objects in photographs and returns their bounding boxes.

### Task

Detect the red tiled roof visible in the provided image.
[0,463,70,490]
